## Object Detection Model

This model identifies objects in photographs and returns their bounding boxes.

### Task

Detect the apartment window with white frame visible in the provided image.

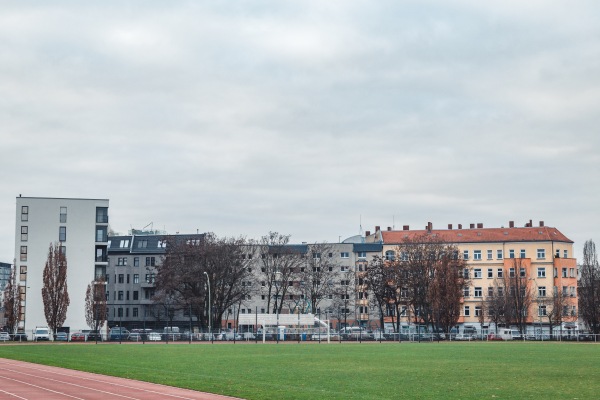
[487,268,493,278]
[564,250,568,258]
[463,268,469,279]
[537,248,545,259]
[474,287,482,297]
[464,306,470,316]
[474,269,482,278]
[475,306,482,317]
[488,286,494,296]
[569,268,575,278]
[59,226,66,242]
[538,286,546,297]
[463,250,469,260]
[474,250,482,260]
[562,268,567,278]
[340,252,349,258]
[133,274,139,284]
[520,268,526,277]
[509,249,515,259]
[487,250,493,260]
[497,268,503,278]
[538,305,547,316]
[509,268,515,277]
[537,267,546,278]
[497,249,503,259]
[520,249,526,258]
[463,286,470,297]
[357,251,366,259]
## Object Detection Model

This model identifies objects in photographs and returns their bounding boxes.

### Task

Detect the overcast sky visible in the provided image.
[1,1,599,262]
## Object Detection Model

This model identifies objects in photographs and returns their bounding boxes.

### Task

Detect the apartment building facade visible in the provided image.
[13,197,109,334]
[366,220,578,333]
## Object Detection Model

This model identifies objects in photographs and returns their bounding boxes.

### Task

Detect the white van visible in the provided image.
[33,327,50,341]
[499,329,522,341]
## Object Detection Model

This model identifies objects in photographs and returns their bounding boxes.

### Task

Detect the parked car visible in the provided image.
[87,330,103,341]
[147,332,162,341]
[0,332,10,341]
[55,332,69,341]
[71,332,86,342]
[487,334,504,341]
[33,327,51,341]
[454,334,473,341]
[109,327,130,341]
[13,331,28,342]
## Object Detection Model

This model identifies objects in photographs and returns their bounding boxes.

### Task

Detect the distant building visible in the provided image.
[13,197,109,334]
[0,262,11,328]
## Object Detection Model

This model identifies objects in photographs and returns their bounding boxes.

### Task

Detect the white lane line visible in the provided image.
[0,360,231,400]
[0,388,29,400]
[0,375,86,400]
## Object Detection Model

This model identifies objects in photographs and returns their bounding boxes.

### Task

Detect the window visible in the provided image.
[133,274,139,284]
[537,267,546,278]
[133,290,139,300]
[60,206,67,223]
[564,250,568,258]
[537,249,545,259]
[117,257,127,266]
[59,226,66,242]
[464,306,470,316]
[137,240,148,248]
[463,250,469,260]
[126,274,130,284]
[357,252,366,259]
[385,250,395,261]
[488,286,494,296]
[119,240,129,248]
[134,257,139,267]
[133,308,139,317]
[474,287,482,297]
[487,250,493,260]
[157,240,166,248]
[96,207,108,223]
[118,274,124,283]
[487,268,493,278]
[20,246,27,261]
[562,268,567,278]
[474,269,482,279]
[463,268,469,279]
[21,205,30,221]
[520,268,526,277]
[473,250,482,260]
[118,291,124,300]
[497,268,503,278]
[538,305,547,316]
[538,286,546,297]
[509,268,515,277]
[497,249,503,259]
[520,249,526,258]
[569,268,575,278]
[475,306,482,317]
[146,257,155,267]
[96,226,107,242]
[341,265,350,272]
[509,249,515,259]
[497,287,504,296]
[570,287,576,297]
[341,280,350,286]
[145,274,155,284]
[463,287,470,297]
[340,252,349,258]
[21,226,28,242]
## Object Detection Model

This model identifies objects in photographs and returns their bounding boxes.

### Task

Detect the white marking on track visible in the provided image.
[0,388,29,400]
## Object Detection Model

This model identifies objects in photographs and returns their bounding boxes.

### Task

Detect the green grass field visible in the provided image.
[0,342,598,399]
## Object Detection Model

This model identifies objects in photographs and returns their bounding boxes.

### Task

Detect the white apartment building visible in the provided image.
[14,197,109,335]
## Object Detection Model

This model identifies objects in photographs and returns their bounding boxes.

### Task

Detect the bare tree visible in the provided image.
[579,239,600,334]
[42,243,70,335]
[484,280,508,333]
[539,287,569,336]
[429,247,467,335]
[297,243,341,315]
[155,233,252,331]
[255,232,304,314]
[503,258,531,334]
[364,257,392,331]
[3,265,20,334]
[85,277,107,332]
[332,266,357,329]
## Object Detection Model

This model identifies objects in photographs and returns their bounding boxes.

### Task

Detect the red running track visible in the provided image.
[0,358,243,400]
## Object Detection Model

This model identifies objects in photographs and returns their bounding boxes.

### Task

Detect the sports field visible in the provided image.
[0,342,598,399]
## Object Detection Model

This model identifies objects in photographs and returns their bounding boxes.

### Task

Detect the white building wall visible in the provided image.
[14,197,109,334]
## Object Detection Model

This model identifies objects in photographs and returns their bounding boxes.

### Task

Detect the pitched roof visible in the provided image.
[380,226,573,244]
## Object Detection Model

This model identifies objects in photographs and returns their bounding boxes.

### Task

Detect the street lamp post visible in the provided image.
[204,271,211,343]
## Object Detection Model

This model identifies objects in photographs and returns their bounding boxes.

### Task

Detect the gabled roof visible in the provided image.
[380,226,573,245]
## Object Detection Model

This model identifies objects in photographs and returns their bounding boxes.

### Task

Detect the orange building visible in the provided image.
[365,220,578,335]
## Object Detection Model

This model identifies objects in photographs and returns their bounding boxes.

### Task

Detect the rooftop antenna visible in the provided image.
[393,215,395,230]
[359,215,363,236]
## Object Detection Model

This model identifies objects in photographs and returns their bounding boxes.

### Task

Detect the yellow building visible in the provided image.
[365,220,578,335]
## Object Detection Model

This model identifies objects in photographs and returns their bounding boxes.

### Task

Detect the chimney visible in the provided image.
[539,221,544,227]
[509,221,514,228]
[477,223,483,229]
[427,222,432,232]
[529,219,533,227]
[375,226,380,232]
[403,225,409,231]
[470,223,475,229]
[387,227,392,231]
[365,230,370,236]
[448,224,453,230]
[458,224,462,229]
